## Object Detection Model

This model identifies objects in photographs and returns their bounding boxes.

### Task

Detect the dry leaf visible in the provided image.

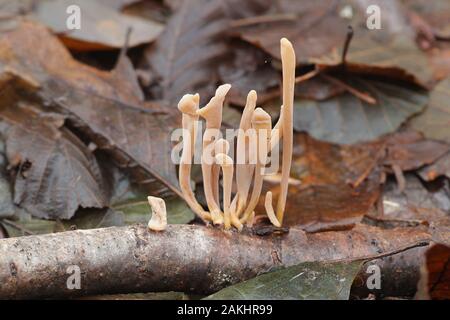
[34,0,164,50]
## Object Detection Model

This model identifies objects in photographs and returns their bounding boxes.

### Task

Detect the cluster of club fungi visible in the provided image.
[177,38,296,231]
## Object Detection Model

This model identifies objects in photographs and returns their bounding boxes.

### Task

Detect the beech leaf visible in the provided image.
[205,260,364,300]
[293,77,428,144]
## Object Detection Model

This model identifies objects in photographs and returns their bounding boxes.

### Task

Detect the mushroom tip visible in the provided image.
[280,37,292,48]
[252,107,271,123]
[216,83,232,97]
[178,94,199,115]
[193,93,200,103]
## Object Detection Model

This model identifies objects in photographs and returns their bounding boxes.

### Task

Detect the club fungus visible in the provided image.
[176,38,296,230]
[147,196,167,231]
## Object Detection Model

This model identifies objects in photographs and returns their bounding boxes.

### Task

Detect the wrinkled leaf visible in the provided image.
[218,42,279,106]
[205,260,363,300]
[142,0,268,105]
[0,102,109,219]
[0,20,180,197]
[293,77,428,144]
[410,78,450,143]
[142,0,230,104]
[34,0,164,50]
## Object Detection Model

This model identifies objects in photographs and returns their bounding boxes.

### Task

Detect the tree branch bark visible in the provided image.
[0,223,431,299]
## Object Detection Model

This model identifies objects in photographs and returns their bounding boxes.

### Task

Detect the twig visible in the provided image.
[321,74,377,105]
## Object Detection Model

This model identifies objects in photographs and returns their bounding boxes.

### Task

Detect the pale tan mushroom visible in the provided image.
[264,191,281,227]
[214,153,233,230]
[147,196,167,231]
[276,38,295,224]
[240,107,272,223]
[178,93,212,222]
[234,90,257,217]
[197,84,231,225]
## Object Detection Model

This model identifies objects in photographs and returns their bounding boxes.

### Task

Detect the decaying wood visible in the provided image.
[0,223,431,299]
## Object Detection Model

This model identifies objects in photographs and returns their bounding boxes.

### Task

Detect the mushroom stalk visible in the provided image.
[197,84,231,225]
[178,94,211,222]
[234,90,257,218]
[215,139,242,230]
[276,38,295,224]
[240,108,272,223]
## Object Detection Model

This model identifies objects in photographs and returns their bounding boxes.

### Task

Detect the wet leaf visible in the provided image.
[34,0,164,50]
[205,260,363,300]
[293,77,428,144]
[0,20,181,198]
[410,78,450,143]
[0,102,109,220]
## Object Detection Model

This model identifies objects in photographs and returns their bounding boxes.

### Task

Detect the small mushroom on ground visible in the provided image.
[178,93,211,223]
[197,84,231,225]
[276,38,295,224]
[147,196,167,231]
[240,107,272,224]
[234,90,257,218]
[175,37,296,230]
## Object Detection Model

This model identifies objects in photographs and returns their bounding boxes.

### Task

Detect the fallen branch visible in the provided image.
[0,223,431,299]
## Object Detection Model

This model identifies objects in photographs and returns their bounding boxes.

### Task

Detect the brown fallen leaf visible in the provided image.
[33,0,164,50]
[141,0,269,105]
[258,133,382,232]
[0,96,108,220]
[378,173,450,224]
[141,0,229,105]
[234,0,346,67]
[419,151,450,181]
[218,42,280,106]
[382,130,450,171]
[234,0,433,86]
[410,78,450,143]
[416,243,450,300]
[0,19,181,198]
